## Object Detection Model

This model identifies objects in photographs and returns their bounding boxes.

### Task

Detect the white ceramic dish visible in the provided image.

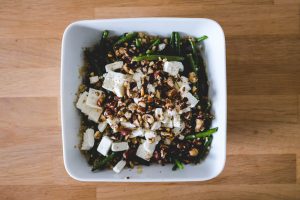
[61,18,226,182]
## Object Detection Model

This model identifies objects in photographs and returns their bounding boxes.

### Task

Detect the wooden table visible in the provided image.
[0,0,299,199]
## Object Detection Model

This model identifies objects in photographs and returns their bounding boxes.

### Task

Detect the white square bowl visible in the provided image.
[61,18,226,182]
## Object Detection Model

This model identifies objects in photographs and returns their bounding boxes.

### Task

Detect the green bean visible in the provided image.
[196,35,208,42]
[175,159,184,170]
[135,38,141,48]
[101,30,109,40]
[114,32,138,46]
[146,38,160,54]
[170,32,175,51]
[92,152,115,171]
[185,127,218,140]
[186,53,198,73]
[174,32,181,55]
[132,55,184,62]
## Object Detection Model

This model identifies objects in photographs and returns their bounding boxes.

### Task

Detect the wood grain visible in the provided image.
[0,0,299,199]
[96,184,300,200]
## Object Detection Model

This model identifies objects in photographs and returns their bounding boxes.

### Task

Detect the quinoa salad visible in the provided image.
[75,31,218,173]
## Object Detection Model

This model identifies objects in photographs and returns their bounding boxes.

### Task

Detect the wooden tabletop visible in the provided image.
[1,0,300,199]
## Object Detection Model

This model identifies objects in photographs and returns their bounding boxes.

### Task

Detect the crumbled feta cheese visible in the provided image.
[158,43,166,51]
[105,61,123,72]
[166,109,176,118]
[81,128,95,150]
[89,76,99,84]
[182,92,199,108]
[76,91,88,110]
[131,128,145,137]
[97,136,113,156]
[136,143,152,161]
[111,142,129,152]
[147,84,155,94]
[179,134,185,140]
[113,160,126,173]
[107,118,119,133]
[88,109,102,123]
[173,114,181,128]
[102,71,129,97]
[98,121,108,132]
[120,121,136,129]
[133,69,144,89]
[86,88,104,109]
[154,108,164,121]
[151,121,161,131]
[163,61,184,76]
[180,76,189,83]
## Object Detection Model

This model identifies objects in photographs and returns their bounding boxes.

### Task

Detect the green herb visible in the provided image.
[146,39,160,54]
[135,38,142,48]
[92,152,116,171]
[175,159,184,170]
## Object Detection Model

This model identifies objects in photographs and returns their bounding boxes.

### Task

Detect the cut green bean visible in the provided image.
[185,127,218,140]
[174,32,181,55]
[146,38,160,54]
[196,35,208,42]
[101,30,109,40]
[132,55,184,62]
[135,38,141,48]
[186,53,199,73]
[170,32,176,51]
[92,152,115,171]
[175,159,184,170]
[114,32,138,46]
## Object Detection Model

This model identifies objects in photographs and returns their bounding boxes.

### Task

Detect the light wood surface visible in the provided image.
[0,0,299,199]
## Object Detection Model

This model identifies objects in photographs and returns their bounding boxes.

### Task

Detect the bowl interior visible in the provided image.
[61,18,226,182]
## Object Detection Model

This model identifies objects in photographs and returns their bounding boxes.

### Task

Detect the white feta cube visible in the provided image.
[86,88,104,109]
[76,91,88,110]
[163,61,184,76]
[136,143,152,161]
[120,121,136,129]
[173,114,181,128]
[105,61,123,72]
[97,136,113,156]
[81,128,95,150]
[151,121,161,131]
[143,141,156,154]
[88,109,102,123]
[111,142,129,152]
[182,92,199,108]
[89,76,99,84]
[144,130,156,140]
[162,118,173,128]
[113,160,126,173]
[131,128,145,137]
[98,121,108,132]
[102,71,128,97]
